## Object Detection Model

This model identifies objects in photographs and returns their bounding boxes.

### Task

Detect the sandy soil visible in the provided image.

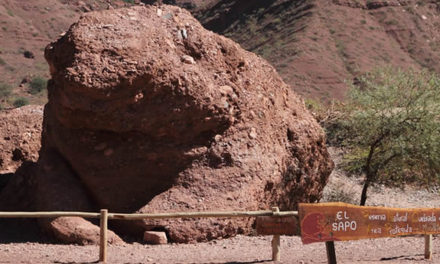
[0,235,437,263]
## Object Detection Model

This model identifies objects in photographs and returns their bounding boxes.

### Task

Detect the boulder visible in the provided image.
[7,4,333,243]
[144,231,168,244]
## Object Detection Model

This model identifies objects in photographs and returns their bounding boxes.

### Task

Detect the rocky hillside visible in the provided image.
[0,0,130,108]
[166,0,440,102]
[1,0,440,106]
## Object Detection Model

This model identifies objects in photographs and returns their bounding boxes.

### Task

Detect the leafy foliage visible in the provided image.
[326,67,440,205]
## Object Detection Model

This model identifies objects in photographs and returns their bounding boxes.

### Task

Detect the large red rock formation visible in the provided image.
[7,4,333,243]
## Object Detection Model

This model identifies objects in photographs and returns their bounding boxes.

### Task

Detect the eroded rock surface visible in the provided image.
[4,4,333,243]
[0,105,43,174]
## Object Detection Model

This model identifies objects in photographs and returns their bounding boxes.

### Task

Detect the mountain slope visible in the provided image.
[1,0,440,105]
[0,0,129,107]
[189,0,440,101]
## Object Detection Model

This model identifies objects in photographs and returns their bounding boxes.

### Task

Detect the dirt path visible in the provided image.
[0,235,437,263]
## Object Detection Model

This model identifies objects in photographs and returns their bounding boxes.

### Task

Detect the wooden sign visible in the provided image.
[256,216,299,235]
[299,202,440,244]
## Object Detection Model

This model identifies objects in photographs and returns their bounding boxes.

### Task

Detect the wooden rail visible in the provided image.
[0,211,100,218]
[0,208,297,263]
[0,209,432,263]
[0,210,298,219]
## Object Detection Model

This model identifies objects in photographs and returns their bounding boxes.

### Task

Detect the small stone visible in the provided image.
[249,128,257,139]
[181,55,195,64]
[134,92,144,102]
[176,30,183,40]
[219,85,233,95]
[144,231,167,245]
[181,29,187,39]
[156,8,162,17]
[163,13,173,20]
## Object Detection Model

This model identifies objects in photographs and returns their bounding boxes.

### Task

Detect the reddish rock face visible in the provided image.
[35,4,333,243]
[0,105,43,174]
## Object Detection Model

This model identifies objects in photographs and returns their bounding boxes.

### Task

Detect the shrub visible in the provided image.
[13,97,29,108]
[324,67,440,205]
[322,183,357,204]
[29,76,47,94]
[0,82,12,98]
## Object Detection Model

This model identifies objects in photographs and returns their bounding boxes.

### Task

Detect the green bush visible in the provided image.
[0,82,12,98]
[324,67,440,205]
[304,98,323,112]
[13,97,29,108]
[29,76,47,94]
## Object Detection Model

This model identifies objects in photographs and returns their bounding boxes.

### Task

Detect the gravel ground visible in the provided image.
[322,147,440,208]
[2,147,440,263]
[0,235,438,263]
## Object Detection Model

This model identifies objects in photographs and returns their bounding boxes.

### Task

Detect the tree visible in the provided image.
[329,67,440,206]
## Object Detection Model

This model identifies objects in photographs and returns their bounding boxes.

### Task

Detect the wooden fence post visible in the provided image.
[425,234,433,260]
[99,209,108,263]
[271,207,281,262]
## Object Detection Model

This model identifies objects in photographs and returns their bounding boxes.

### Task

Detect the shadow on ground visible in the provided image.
[0,218,51,243]
[380,253,425,261]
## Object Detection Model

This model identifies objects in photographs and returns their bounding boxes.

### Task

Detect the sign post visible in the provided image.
[325,241,337,264]
[425,234,433,260]
[299,202,440,262]
[256,207,298,261]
